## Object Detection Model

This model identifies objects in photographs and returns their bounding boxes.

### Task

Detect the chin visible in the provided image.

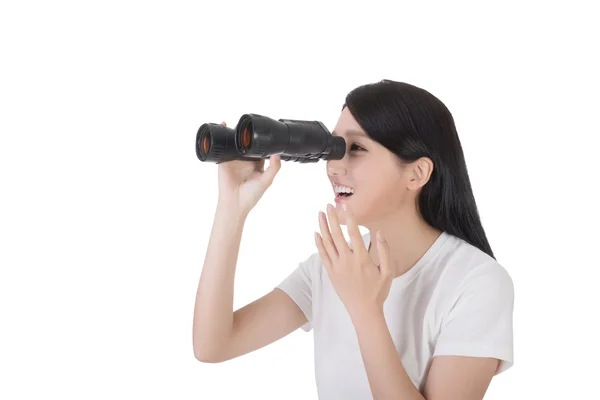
[335,203,364,226]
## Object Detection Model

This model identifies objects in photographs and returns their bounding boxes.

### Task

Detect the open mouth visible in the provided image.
[334,184,354,200]
[335,192,353,204]
[334,183,354,203]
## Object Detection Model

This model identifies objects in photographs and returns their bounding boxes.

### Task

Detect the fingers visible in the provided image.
[221,121,227,126]
[314,232,333,275]
[376,231,392,278]
[318,210,339,260]
[259,154,281,187]
[342,205,368,260]
[326,204,349,258]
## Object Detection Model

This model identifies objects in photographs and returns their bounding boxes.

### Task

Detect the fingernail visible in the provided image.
[377,230,384,242]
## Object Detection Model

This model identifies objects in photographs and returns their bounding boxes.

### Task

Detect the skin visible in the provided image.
[327,106,442,278]
[194,111,500,398]
[321,107,499,399]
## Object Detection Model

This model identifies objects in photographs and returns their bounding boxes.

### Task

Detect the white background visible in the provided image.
[1,1,599,399]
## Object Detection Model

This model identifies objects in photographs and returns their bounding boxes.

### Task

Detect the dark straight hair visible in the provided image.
[342,79,495,259]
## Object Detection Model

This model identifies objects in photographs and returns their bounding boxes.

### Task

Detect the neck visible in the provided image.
[365,207,442,279]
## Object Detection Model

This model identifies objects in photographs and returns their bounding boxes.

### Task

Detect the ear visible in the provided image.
[407,157,434,190]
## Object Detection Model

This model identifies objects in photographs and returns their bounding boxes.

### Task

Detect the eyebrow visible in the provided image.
[331,129,368,137]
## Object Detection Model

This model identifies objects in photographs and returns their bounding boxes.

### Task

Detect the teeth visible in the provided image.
[334,185,354,194]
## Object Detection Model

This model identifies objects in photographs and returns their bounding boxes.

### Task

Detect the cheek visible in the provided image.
[363,173,403,200]
[349,176,404,219]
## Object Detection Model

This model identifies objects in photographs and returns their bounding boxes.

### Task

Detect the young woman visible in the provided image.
[193,79,514,400]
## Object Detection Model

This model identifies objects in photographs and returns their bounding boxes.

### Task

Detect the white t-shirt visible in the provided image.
[275,230,514,399]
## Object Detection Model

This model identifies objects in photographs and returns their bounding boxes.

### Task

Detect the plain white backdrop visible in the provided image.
[1,1,599,399]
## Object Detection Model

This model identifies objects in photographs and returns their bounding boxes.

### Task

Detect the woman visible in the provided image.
[193,79,514,400]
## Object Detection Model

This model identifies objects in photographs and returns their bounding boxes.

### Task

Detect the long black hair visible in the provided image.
[343,79,495,259]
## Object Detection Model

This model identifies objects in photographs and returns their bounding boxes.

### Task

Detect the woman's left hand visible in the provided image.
[315,203,393,321]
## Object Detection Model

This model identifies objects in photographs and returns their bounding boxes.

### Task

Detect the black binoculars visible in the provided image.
[195,113,347,164]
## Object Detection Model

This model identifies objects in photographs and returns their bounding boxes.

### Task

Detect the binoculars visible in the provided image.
[195,113,347,164]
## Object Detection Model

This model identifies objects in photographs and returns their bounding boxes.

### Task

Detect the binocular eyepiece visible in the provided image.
[196,113,346,164]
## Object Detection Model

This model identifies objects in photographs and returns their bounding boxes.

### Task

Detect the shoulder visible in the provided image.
[439,233,513,285]
[438,233,514,304]
[431,234,515,373]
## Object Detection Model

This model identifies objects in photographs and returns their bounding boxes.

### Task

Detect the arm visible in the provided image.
[352,308,498,400]
[423,355,498,400]
[352,308,425,400]
[192,202,307,363]
[352,262,514,400]
[215,288,308,362]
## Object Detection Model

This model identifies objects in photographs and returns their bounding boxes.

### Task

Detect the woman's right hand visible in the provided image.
[217,121,282,217]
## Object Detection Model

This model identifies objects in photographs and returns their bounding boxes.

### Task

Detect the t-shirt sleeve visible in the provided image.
[433,262,515,374]
[274,252,318,332]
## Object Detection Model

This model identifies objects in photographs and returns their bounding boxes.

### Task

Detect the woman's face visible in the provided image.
[326,107,412,228]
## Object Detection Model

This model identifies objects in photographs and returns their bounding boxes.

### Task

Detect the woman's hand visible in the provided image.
[314,203,393,321]
[217,121,282,217]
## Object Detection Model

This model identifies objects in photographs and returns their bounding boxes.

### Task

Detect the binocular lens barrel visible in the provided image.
[196,123,256,163]
[201,130,211,157]
[196,113,346,164]
[240,120,253,152]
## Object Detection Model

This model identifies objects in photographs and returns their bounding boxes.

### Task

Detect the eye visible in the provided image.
[350,144,364,152]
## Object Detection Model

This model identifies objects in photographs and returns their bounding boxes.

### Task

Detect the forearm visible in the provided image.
[352,308,426,400]
[193,202,247,359]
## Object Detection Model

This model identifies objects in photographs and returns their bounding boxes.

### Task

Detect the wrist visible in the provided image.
[215,200,248,223]
[350,304,384,327]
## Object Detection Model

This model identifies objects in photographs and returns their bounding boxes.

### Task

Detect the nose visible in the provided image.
[326,157,347,178]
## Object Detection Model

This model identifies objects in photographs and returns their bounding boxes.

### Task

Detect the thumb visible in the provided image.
[376,231,391,277]
[260,154,282,187]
